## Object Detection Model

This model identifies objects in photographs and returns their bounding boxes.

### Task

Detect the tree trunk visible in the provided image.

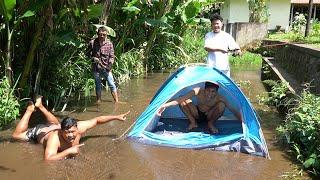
[18,11,47,89]
[81,0,89,33]
[5,23,13,86]
[33,52,43,96]
[305,0,313,37]
[100,0,113,25]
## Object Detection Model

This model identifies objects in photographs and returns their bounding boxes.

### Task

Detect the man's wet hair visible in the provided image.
[61,117,77,130]
[97,26,107,33]
[210,14,223,23]
[205,82,219,90]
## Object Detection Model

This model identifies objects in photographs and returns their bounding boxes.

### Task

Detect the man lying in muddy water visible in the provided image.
[12,96,129,161]
[157,82,242,134]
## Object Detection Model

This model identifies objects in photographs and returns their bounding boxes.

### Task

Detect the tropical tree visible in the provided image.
[0,0,36,86]
[247,0,269,23]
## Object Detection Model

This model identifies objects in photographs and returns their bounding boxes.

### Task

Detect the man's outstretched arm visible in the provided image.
[157,88,199,116]
[77,111,130,134]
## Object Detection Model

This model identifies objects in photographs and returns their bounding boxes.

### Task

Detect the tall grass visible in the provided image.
[230,52,262,66]
[182,27,208,63]
[113,49,145,83]
[277,91,320,176]
[148,26,208,70]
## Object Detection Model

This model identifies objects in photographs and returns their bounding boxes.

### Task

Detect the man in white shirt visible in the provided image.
[204,14,241,77]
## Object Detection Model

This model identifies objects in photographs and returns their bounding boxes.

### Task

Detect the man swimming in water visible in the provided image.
[12,96,129,161]
[157,82,242,134]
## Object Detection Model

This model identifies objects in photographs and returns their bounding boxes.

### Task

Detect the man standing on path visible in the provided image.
[204,14,241,77]
[88,26,119,103]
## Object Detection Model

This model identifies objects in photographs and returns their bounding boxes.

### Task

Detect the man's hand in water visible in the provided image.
[116,111,130,121]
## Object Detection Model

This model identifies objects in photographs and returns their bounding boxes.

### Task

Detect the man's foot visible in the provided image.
[115,101,126,104]
[35,95,43,108]
[96,99,101,104]
[208,125,219,134]
[187,123,198,131]
[26,101,35,112]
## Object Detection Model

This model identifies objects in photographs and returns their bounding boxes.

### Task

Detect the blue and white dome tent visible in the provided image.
[127,64,270,158]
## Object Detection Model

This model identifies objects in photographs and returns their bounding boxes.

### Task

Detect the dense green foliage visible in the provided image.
[247,0,269,23]
[259,80,320,176]
[0,0,217,112]
[259,80,290,108]
[229,52,262,66]
[0,77,19,129]
[277,91,320,176]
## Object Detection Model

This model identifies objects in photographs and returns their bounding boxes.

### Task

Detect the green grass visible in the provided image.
[229,51,262,66]
[267,32,320,48]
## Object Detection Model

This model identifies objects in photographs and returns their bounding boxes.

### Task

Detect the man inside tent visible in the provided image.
[157,82,242,134]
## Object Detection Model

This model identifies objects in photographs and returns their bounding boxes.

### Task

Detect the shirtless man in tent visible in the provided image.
[157,82,242,134]
[12,96,129,161]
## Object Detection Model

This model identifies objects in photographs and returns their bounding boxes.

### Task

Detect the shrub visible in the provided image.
[277,91,320,176]
[260,80,290,107]
[113,49,145,83]
[0,77,20,129]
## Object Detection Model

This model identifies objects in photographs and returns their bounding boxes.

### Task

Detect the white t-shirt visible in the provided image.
[204,31,240,71]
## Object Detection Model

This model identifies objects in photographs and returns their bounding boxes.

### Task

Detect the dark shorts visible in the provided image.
[26,124,46,143]
[197,106,208,122]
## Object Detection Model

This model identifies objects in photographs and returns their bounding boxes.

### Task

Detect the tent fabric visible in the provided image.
[127,64,270,158]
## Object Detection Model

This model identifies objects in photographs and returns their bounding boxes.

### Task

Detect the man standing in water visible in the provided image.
[12,96,129,161]
[157,82,242,134]
[204,14,241,77]
[88,26,118,103]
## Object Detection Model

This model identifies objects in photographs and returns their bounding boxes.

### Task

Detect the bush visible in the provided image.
[147,27,207,70]
[113,49,145,83]
[0,77,20,129]
[277,91,320,176]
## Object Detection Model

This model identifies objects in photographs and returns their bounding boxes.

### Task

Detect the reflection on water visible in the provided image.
[0,67,303,179]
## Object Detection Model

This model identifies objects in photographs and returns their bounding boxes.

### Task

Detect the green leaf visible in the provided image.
[73,7,80,17]
[19,10,35,19]
[122,6,141,14]
[0,0,16,21]
[184,1,201,19]
[144,18,172,28]
[87,3,104,20]
[303,156,316,168]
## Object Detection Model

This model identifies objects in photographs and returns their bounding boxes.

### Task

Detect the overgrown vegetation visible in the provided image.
[258,80,290,108]
[230,51,262,66]
[258,80,320,177]
[0,0,217,114]
[0,77,19,129]
[247,0,269,23]
[277,91,320,176]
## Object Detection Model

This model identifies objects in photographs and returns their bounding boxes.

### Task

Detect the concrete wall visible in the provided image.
[220,0,249,24]
[268,41,320,94]
[225,23,268,48]
[221,0,290,31]
[268,0,291,31]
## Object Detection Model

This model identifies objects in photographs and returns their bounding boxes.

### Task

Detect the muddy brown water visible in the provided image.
[0,66,305,180]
